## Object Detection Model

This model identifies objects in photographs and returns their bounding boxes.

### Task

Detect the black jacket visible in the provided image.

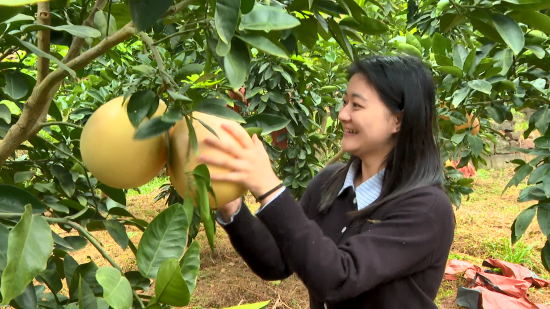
[219,163,455,308]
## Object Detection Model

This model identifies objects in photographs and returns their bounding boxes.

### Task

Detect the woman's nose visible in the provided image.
[338,106,350,122]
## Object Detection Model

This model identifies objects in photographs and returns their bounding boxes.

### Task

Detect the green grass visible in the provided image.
[127,175,170,196]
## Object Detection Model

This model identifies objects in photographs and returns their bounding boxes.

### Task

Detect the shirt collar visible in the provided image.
[337,160,385,210]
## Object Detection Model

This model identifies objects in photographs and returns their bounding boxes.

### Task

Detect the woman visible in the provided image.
[198,55,456,309]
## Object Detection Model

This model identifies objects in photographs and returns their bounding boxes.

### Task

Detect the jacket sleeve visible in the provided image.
[254,188,444,303]
[218,183,316,281]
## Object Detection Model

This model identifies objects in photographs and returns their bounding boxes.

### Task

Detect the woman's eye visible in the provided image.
[353,103,361,108]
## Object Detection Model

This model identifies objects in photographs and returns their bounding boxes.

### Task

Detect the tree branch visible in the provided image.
[39,121,83,129]
[27,0,108,139]
[326,149,345,166]
[139,32,173,92]
[36,2,51,84]
[0,47,18,62]
[153,24,205,45]
[0,26,136,166]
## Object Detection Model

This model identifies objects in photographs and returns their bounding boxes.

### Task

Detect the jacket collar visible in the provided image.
[337,160,385,210]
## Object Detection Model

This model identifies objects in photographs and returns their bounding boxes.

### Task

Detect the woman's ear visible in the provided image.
[393,111,404,133]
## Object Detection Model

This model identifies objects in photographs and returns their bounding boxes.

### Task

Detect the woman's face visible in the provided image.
[338,73,402,159]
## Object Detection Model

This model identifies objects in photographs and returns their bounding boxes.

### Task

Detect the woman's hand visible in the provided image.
[197,122,281,200]
[219,197,242,223]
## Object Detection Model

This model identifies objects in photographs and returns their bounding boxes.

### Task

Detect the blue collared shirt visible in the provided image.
[217,161,385,225]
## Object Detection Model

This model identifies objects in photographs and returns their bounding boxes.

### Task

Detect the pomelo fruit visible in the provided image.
[80,96,168,189]
[454,113,480,135]
[168,112,248,209]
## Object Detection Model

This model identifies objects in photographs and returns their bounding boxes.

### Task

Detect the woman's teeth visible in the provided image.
[345,129,358,134]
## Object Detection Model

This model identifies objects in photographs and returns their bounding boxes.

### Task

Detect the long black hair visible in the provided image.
[318,55,444,218]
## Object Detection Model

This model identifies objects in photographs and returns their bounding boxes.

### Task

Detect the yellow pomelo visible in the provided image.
[454,113,480,136]
[80,96,168,189]
[168,112,248,209]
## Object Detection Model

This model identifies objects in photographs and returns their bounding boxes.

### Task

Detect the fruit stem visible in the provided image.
[139,32,173,92]
[39,122,83,129]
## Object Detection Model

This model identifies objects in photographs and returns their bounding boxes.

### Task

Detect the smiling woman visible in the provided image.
[197,55,455,309]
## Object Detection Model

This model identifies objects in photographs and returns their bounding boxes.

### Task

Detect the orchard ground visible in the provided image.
[49,166,550,309]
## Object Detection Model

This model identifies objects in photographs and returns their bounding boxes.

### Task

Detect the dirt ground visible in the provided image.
[51,167,550,309]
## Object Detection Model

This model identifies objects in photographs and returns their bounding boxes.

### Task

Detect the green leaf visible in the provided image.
[508,11,550,36]
[21,24,101,39]
[432,32,447,55]
[133,116,175,140]
[13,282,37,309]
[292,17,318,49]
[195,178,215,251]
[215,0,240,44]
[55,236,87,252]
[11,35,76,78]
[236,33,289,58]
[223,37,251,91]
[512,205,537,244]
[535,106,550,135]
[467,135,483,156]
[180,240,200,294]
[0,205,53,306]
[339,16,388,35]
[436,66,463,77]
[518,185,546,202]
[526,44,546,59]
[440,13,465,32]
[240,3,301,31]
[452,87,470,107]
[96,184,126,206]
[534,137,550,149]
[491,14,525,55]
[128,0,171,32]
[194,103,246,123]
[127,90,158,128]
[241,0,255,14]
[0,184,46,214]
[0,104,11,124]
[528,163,550,185]
[542,240,550,271]
[328,18,354,60]
[0,224,8,272]
[14,171,35,184]
[243,114,290,134]
[406,33,422,53]
[486,105,505,124]
[155,258,190,306]
[51,165,75,197]
[3,71,28,100]
[0,6,23,23]
[397,42,422,58]
[469,17,505,44]
[434,55,453,66]
[105,219,129,250]
[78,275,98,309]
[503,163,533,193]
[95,267,133,309]
[468,80,492,94]
[137,204,189,279]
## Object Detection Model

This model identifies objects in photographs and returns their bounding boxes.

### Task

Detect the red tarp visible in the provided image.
[445,258,550,309]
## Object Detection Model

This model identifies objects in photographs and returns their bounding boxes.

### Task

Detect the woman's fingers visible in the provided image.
[221,123,254,149]
[203,136,242,158]
[198,155,248,172]
[209,171,244,183]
